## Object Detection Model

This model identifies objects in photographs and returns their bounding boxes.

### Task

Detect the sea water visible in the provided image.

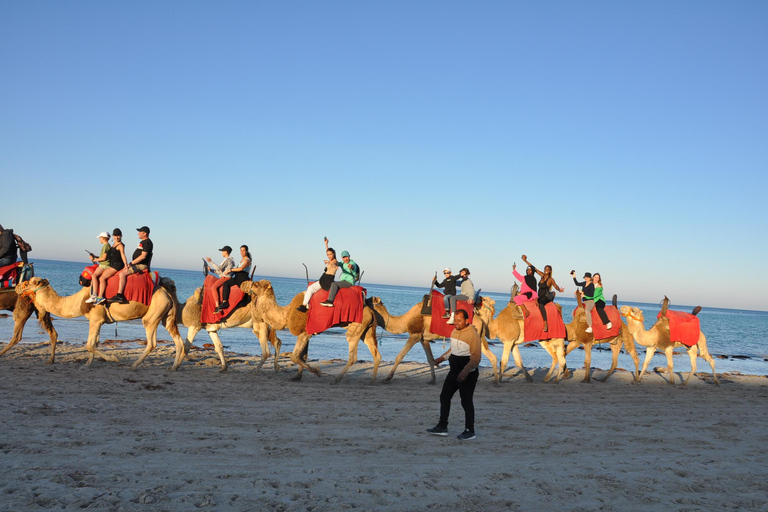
[2,259,767,376]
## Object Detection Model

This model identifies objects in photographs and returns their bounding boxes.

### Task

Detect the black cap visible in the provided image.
[218,245,233,253]
[583,272,592,278]
[136,226,150,234]
[113,228,122,236]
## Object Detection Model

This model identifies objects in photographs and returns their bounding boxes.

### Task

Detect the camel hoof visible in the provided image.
[130,365,139,371]
[383,375,393,383]
[581,379,591,384]
[218,367,228,373]
[291,374,303,381]
[429,379,436,385]
[492,380,500,387]
[524,376,534,383]
[167,366,179,372]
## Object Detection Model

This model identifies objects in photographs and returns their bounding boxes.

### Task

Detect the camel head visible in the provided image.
[479,296,496,313]
[15,277,48,296]
[242,279,274,298]
[370,296,382,306]
[620,305,644,323]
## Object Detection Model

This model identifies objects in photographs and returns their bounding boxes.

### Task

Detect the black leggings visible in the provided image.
[594,299,610,325]
[537,293,554,322]
[438,355,479,431]
[221,271,248,302]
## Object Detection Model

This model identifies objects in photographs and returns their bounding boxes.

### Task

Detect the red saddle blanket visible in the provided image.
[200,274,248,324]
[104,270,159,306]
[657,310,700,347]
[522,300,566,341]
[305,284,366,335]
[429,290,475,338]
[0,262,21,289]
[589,305,622,339]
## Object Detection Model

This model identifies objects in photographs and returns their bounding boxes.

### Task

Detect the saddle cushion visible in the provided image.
[200,274,248,324]
[522,300,566,341]
[306,284,366,335]
[590,305,622,339]
[657,310,700,347]
[103,270,159,306]
[0,262,21,289]
[429,290,475,338]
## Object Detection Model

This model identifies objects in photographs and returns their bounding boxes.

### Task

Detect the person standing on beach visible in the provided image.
[571,270,596,333]
[433,267,461,317]
[109,226,153,304]
[320,249,358,307]
[427,309,481,441]
[446,268,475,325]
[298,237,338,312]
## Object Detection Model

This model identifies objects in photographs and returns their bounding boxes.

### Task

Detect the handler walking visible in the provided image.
[427,309,481,440]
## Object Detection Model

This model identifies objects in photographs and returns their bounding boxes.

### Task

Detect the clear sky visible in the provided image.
[2,1,766,311]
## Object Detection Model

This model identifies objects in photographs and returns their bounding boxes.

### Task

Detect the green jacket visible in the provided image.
[339,259,359,284]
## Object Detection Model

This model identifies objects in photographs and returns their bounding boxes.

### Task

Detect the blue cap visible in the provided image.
[341,250,350,257]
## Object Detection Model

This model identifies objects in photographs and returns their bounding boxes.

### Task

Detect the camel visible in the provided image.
[620,298,718,386]
[0,288,59,363]
[488,285,567,383]
[563,292,639,383]
[16,276,188,370]
[241,280,380,384]
[370,295,500,385]
[180,286,282,372]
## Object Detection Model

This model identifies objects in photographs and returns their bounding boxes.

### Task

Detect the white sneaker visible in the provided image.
[447,314,455,325]
[606,322,613,329]
[585,326,592,333]
[85,295,97,304]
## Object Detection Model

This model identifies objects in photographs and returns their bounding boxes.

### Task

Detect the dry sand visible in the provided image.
[1,341,767,511]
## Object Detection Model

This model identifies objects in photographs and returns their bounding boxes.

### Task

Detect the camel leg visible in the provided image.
[361,328,381,385]
[206,331,228,372]
[664,345,675,385]
[511,344,533,382]
[333,334,362,385]
[85,318,118,365]
[131,317,161,370]
[421,339,437,385]
[186,325,201,348]
[291,333,320,380]
[581,342,593,383]
[540,341,558,382]
[637,347,656,383]
[553,339,566,382]
[480,339,500,385]
[39,311,59,364]
[385,334,422,383]
[683,344,699,385]
[251,322,271,372]
[0,298,35,359]
[598,341,621,383]
[696,334,719,386]
[269,326,282,373]
[165,308,187,372]
[499,342,513,380]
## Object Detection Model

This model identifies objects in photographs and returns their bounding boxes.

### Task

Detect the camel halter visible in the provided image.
[622,310,644,324]
[21,282,48,299]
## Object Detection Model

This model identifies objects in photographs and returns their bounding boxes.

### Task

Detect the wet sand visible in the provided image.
[1,342,767,511]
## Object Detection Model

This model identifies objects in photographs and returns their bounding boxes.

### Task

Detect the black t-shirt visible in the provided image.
[132,238,153,269]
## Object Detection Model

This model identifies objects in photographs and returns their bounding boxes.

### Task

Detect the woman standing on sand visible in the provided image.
[297,237,338,313]
[521,254,564,332]
[215,245,252,313]
[591,273,612,330]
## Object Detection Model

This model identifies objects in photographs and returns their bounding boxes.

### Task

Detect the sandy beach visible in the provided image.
[1,341,767,512]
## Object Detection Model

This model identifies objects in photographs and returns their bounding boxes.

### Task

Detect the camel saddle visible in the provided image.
[200,274,249,324]
[104,270,160,306]
[305,284,366,335]
[521,299,566,341]
[578,304,621,340]
[429,290,475,338]
[0,261,22,289]
[657,310,700,347]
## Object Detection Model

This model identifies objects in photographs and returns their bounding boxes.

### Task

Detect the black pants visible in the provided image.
[594,299,610,325]
[221,271,248,302]
[537,293,554,321]
[438,355,479,432]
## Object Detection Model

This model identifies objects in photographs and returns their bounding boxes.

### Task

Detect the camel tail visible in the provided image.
[165,293,182,339]
[267,325,277,344]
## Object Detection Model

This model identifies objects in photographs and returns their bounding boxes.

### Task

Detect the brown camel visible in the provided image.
[370,296,500,385]
[241,280,380,384]
[0,288,59,363]
[620,299,718,386]
[16,277,188,370]
[180,286,281,372]
[564,292,639,383]
[488,286,567,383]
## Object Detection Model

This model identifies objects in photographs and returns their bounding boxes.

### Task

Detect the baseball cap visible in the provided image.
[341,250,350,257]
[113,228,122,236]
[443,267,452,273]
[218,245,233,253]
[136,226,150,234]
[97,231,110,239]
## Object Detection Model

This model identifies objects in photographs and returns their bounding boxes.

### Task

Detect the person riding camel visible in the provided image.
[521,254,564,332]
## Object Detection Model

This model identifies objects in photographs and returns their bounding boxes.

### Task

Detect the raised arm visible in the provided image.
[548,277,565,293]
[521,255,544,277]
[324,236,329,252]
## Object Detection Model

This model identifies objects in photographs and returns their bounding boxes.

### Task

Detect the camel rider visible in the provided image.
[522,254,564,332]
[446,268,475,325]
[109,226,153,304]
[206,246,236,277]
[85,232,112,303]
[433,267,462,317]
[320,250,359,307]
[571,270,596,333]
[0,224,30,266]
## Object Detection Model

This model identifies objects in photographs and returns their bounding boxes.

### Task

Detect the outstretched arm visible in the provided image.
[521,255,544,277]
[548,277,565,293]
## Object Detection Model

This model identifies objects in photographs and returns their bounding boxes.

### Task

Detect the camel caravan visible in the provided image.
[0,227,719,386]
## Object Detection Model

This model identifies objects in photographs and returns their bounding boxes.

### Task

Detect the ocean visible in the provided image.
[3,259,767,376]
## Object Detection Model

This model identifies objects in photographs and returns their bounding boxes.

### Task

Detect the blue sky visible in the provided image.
[2,1,766,310]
